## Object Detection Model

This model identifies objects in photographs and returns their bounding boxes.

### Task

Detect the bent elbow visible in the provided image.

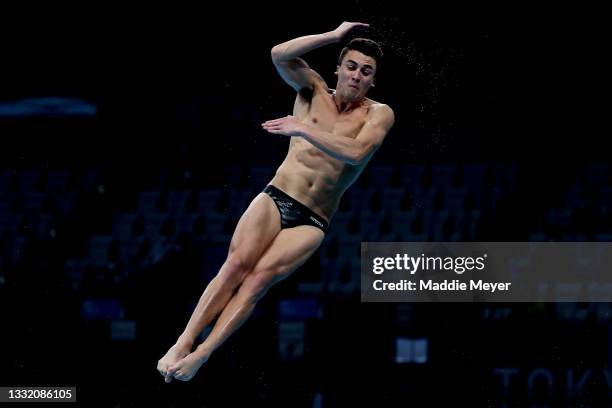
[347,143,374,166]
[270,45,283,61]
[347,150,366,166]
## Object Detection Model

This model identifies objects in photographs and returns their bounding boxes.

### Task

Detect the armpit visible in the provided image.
[298,86,314,102]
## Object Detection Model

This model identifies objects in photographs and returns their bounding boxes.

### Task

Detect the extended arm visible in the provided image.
[261,104,395,165]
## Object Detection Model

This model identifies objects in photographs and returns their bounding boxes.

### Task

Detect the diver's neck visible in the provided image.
[332,91,363,114]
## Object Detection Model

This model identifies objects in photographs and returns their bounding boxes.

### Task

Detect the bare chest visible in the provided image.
[296,91,369,139]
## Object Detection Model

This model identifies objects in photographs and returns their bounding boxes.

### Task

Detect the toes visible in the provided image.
[158,361,168,377]
[176,372,191,382]
[165,367,177,383]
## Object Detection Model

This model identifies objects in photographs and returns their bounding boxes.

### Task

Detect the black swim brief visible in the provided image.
[263,185,329,233]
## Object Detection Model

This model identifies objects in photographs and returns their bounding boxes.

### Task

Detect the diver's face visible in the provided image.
[336,50,376,102]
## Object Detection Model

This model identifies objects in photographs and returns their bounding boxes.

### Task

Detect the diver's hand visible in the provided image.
[261,115,306,137]
[332,21,370,42]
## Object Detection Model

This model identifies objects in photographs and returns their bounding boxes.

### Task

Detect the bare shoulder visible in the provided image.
[365,100,395,125]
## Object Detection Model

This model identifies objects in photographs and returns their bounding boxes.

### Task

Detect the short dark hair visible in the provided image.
[338,38,383,74]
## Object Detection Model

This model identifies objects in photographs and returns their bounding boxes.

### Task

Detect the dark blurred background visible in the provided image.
[0,3,609,407]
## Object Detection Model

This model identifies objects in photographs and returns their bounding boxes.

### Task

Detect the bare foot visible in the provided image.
[157,342,192,383]
[167,351,209,382]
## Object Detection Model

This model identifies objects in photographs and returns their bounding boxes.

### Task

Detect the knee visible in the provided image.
[221,251,253,286]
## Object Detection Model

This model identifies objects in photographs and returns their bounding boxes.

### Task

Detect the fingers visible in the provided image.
[261,123,281,131]
[261,119,285,133]
[262,123,283,131]
[262,125,283,134]
[262,118,285,126]
[343,21,369,28]
[262,115,292,125]
[262,120,283,127]
[261,115,295,136]
[264,128,282,135]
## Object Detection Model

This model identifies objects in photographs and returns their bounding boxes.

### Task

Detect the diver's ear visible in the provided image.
[335,65,339,75]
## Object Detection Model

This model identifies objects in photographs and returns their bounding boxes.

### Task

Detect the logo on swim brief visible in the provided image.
[278,200,293,209]
[310,216,324,228]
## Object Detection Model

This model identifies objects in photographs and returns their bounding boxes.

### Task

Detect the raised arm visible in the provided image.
[271,22,369,92]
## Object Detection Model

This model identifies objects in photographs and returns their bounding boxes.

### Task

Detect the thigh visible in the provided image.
[250,225,325,284]
[227,192,281,267]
